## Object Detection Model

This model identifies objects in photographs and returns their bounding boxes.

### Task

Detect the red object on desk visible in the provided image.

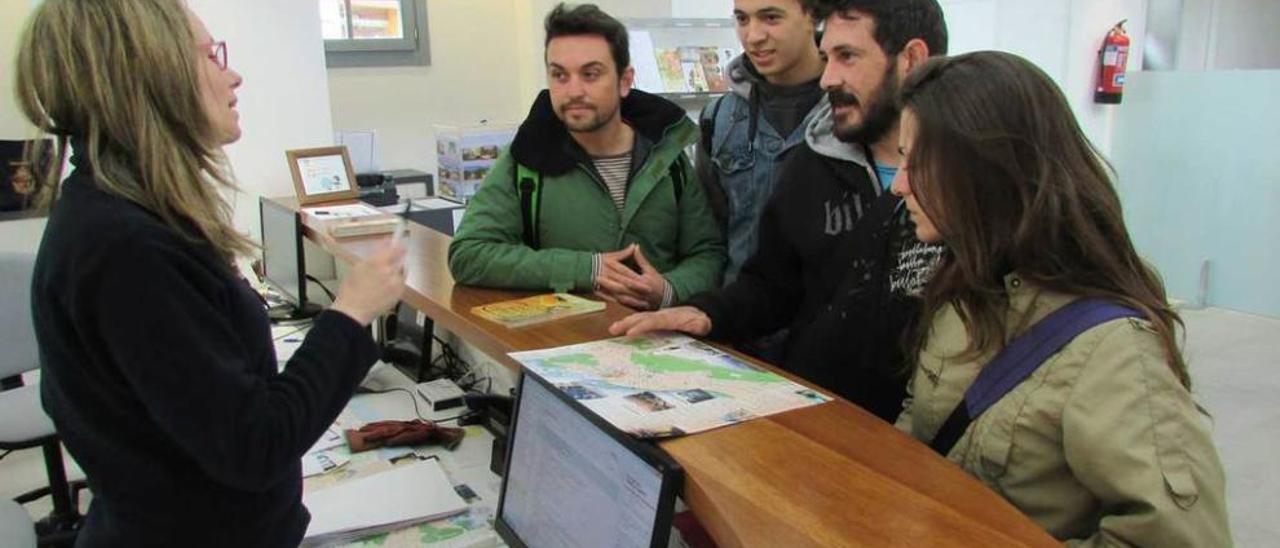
[344,420,464,453]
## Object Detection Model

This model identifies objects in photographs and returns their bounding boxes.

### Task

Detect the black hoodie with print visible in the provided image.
[685,102,944,421]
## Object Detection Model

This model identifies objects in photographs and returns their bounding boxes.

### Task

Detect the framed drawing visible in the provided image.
[286,146,360,205]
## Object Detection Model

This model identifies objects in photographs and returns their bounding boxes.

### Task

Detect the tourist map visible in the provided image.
[509,334,831,437]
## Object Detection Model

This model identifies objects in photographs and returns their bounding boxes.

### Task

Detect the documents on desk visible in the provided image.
[307,425,345,455]
[303,203,386,219]
[297,354,505,547]
[274,335,305,369]
[301,427,503,547]
[302,459,467,546]
[301,451,350,478]
[302,425,349,479]
[509,333,832,437]
[304,202,401,238]
[281,323,504,546]
[411,197,464,210]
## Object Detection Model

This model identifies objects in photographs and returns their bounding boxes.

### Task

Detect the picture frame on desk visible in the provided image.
[286,146,360,205]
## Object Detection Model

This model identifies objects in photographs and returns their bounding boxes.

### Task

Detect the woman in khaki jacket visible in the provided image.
[889,51,1231,546]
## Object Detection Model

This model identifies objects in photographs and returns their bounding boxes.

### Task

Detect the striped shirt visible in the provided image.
[586,152,673,309]
[591,153,632,212]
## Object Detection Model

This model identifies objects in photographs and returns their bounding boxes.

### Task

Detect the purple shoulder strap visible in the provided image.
[929,298,1142,455]
[964,298,1142,416]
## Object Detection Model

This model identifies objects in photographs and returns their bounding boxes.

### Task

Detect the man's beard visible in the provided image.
[559,101,618,134]
[829,61,900,144]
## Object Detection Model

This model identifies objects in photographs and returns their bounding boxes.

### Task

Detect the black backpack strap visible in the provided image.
[668,153,688,204]
[699,95,725,159]
[929,299,1142,455]
[514,163,542,249]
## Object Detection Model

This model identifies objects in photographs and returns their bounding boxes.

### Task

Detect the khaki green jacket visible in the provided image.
[897,275,1231,546]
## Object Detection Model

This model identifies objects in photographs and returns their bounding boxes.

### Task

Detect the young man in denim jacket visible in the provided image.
[697,0,826,283]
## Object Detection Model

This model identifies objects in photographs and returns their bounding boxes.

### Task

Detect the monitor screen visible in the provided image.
[259,197,306,306]
[496,373,681,548]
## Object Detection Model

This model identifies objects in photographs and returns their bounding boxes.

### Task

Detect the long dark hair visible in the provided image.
[899,51,1189,388]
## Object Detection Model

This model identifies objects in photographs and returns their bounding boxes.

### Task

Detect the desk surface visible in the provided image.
[279,197,1056,547]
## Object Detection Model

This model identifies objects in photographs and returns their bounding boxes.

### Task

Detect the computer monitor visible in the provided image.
[496,372,682,548]
[259,197,321,321]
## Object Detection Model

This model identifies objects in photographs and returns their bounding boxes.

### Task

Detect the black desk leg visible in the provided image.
[418,318,435,382]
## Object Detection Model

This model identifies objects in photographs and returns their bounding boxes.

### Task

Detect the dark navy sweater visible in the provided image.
[31,160,379,546]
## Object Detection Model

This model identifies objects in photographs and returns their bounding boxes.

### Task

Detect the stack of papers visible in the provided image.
[302,203,401,238]
[302,203,385,219]
[410,197,464,210]
[302,459,467,546]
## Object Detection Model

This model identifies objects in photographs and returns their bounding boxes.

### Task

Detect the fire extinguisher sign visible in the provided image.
[1103,45,1126,66]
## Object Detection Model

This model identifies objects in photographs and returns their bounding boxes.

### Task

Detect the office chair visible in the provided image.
[0,252,81,545]
[0,499,36,548]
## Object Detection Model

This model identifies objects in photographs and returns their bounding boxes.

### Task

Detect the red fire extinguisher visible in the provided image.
[1095,20,1130,104]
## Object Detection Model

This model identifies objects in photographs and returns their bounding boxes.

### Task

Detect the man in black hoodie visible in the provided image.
[611,0,948,422]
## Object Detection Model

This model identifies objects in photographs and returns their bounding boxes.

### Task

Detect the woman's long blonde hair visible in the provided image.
[15,0,254,261]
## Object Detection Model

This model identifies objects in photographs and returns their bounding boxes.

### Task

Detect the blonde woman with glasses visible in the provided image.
[17,1,405,545]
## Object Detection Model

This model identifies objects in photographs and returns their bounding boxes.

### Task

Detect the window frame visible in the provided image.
[323,0,431,68]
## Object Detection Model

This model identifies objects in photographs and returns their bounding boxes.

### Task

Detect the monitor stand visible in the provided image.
[268,302,324,323]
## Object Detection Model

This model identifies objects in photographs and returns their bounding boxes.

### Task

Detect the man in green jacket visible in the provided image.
[449,3,725,309]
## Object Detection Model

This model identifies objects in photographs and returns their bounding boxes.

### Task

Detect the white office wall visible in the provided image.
[1112,69,1280,316]
[941,0,1148,156]
[328,0,685,178]
[514,0,676,102]
[0,217,44,254]
[935,0,1280,318]
[0,0,37,140]
[1176,0,1280,70]
[328,0,528,176]
[186,0,336,241]
[0,1,335,254]
[1,0,45,254]
[672,0,731,19]
[1062,0,1147,156]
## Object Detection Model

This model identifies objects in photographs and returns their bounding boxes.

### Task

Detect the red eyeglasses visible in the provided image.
[206,40,228,71]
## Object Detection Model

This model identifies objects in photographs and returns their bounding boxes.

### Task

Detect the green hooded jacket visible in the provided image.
[448,89,726,301]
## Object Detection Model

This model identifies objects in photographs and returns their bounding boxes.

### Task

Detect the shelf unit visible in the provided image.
[622,17,741,109]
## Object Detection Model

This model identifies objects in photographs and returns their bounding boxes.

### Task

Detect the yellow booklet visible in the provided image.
[471,293,606,328]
